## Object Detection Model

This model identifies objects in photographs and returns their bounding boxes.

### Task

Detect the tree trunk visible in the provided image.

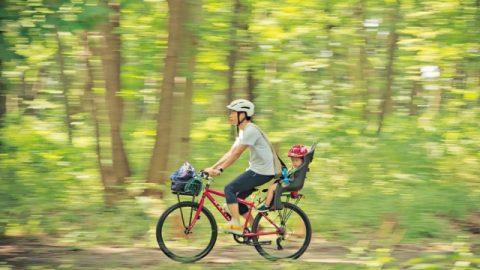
[20,68,44,115]
[226,0,241,104]
[355,0,373,121]
[101,0,131,186]
[55,31,73,144]
[0,58,5,127]
[246,66,257,102]
[166,0,197,174]
[453,62,467,89]
[0,0,5,127]
[476,0,480,105]
[166,70,186,174]
[226,0,242,139]
[377,0,400,135]
[326,34,337,113]
[0,61,5,129]
[409,81,420,116]
[178,0,201,161]
[82,32,116,205]
[323,1,337,113]
[146,0,184,196]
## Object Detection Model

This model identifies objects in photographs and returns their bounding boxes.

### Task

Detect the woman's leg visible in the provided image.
[224,170,273,225]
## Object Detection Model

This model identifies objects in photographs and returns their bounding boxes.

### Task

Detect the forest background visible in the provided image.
[0,0,479,269]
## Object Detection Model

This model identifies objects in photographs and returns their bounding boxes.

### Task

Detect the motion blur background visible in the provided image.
[0,0,479,268]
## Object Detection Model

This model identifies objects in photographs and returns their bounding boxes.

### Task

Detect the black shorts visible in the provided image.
[224,170,273,215]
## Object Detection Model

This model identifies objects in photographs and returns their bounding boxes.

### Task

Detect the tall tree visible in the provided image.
[178,0,201,161]
[242,3,257,103]
[0,0,7,126]
[0,53,5,129]
[476,0,480,105]
[55,31,73,144]
[355,0,373,121]
[100,0,131,186]
[82,32,117,205]
[377,0,401,134]
[246,66,258,101]
[409,81,420,115]
[146,0,185,196]
[226,0,242,139]
[166,0,201,172]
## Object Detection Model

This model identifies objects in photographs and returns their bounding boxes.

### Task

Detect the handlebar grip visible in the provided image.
[199,170,210,179]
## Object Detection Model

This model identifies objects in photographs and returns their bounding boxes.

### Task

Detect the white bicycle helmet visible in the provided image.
[226,99,255,117]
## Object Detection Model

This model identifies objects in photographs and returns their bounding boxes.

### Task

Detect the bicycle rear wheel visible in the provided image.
[156,201,217,262]
[252,202,311,260]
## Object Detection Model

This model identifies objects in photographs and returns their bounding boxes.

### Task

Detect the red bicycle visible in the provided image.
[156,171,312,262]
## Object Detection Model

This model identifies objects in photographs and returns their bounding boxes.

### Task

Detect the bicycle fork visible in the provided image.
[185,195,208,233]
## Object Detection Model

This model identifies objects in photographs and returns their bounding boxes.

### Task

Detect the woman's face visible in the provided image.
[291,157,303,168]
[229,110,247,126]
[229,110,238,125]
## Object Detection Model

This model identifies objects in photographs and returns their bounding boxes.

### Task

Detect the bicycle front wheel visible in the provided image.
[156,201,217,262]
[252,202,311,260]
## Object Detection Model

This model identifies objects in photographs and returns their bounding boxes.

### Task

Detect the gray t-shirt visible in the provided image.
[233,123,274,176]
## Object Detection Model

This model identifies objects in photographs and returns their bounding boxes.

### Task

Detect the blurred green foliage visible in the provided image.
[0,0,479,268]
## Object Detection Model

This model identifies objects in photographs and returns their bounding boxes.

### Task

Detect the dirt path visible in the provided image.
[0,236,466,269]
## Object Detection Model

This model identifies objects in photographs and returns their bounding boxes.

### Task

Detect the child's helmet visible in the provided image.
[288,144,309,157]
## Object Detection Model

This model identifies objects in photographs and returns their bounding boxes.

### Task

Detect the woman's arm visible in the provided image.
[205,144,248,176]
[211,144,236,168]
[217,144,248,170]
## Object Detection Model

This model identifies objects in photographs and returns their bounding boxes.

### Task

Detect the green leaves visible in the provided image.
[0,2,479,264]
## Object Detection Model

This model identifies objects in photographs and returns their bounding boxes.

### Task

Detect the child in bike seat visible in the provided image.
[257,144,309,212]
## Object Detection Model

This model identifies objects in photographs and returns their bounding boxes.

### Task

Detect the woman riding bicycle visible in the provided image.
[204,99,275,235]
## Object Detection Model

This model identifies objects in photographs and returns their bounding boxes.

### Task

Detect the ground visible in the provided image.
[2,234,475,270]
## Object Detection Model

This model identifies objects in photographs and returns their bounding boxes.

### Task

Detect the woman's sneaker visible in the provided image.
[257,204,270,213]
[221,221,243,235]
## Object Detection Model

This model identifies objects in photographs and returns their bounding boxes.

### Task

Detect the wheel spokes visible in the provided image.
[157,203,217,262]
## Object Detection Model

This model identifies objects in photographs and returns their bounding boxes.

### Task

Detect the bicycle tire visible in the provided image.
[252,202,311,261]
[156,201,217,262]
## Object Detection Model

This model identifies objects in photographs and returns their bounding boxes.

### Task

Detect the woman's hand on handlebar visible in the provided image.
[199,170,214,180]
[204,167,221,177]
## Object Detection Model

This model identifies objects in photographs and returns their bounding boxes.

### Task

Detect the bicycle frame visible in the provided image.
[187,185,284,238]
